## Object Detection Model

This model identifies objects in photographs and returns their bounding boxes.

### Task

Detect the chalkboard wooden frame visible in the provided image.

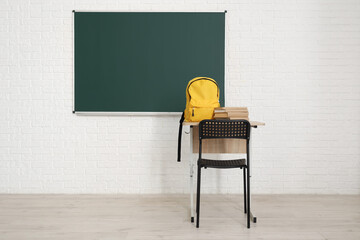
[72,11,226,115]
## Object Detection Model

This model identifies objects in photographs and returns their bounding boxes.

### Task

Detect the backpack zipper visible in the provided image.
[192,108,194,117]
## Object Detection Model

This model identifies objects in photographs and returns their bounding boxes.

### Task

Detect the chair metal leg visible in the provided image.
[196,165,201,228]
[243,167,247,214]
[247,166,250,228]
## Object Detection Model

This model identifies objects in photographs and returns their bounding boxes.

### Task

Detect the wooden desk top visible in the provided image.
[183,121,265,127]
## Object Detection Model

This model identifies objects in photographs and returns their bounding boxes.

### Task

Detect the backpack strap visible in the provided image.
[177,111,185,162]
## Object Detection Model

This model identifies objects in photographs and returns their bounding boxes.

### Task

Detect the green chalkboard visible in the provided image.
[74,12,225,112]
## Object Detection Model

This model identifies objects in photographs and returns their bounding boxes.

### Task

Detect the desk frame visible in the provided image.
[184,121,263,224]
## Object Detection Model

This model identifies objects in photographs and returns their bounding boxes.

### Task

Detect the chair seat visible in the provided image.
[199,158,246,169]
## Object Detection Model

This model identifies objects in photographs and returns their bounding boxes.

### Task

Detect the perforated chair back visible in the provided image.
[199,119,251,140]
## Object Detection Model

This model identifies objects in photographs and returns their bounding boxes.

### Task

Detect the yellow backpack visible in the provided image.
[184,77,220,122]
[177,77,220,162]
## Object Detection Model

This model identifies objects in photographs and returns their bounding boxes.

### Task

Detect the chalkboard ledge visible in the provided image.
[74,112,182,116]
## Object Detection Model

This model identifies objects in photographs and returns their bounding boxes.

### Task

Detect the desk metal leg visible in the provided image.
[250,211,257,223]
[187,126,195,223]
[190,165,194,223]
[249,127,257,223]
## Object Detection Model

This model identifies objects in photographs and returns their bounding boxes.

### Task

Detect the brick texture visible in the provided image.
[0,0,359,194]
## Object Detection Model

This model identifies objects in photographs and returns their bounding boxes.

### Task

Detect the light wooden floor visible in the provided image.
[0,194,359,240]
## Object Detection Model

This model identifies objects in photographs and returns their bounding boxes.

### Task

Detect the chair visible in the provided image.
[196,119,251,228]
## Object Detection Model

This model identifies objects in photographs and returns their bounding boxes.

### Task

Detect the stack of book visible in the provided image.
[213,107,249,120]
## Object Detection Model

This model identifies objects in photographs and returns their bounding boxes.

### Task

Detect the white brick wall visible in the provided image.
[0,0,359,194]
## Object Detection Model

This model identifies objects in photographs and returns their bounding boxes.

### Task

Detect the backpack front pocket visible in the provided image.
[189,107,214,122]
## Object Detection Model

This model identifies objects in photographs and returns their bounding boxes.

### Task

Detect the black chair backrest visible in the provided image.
[199,119,251,140]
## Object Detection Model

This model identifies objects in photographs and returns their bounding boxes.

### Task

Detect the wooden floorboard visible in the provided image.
[0,194,359,240]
